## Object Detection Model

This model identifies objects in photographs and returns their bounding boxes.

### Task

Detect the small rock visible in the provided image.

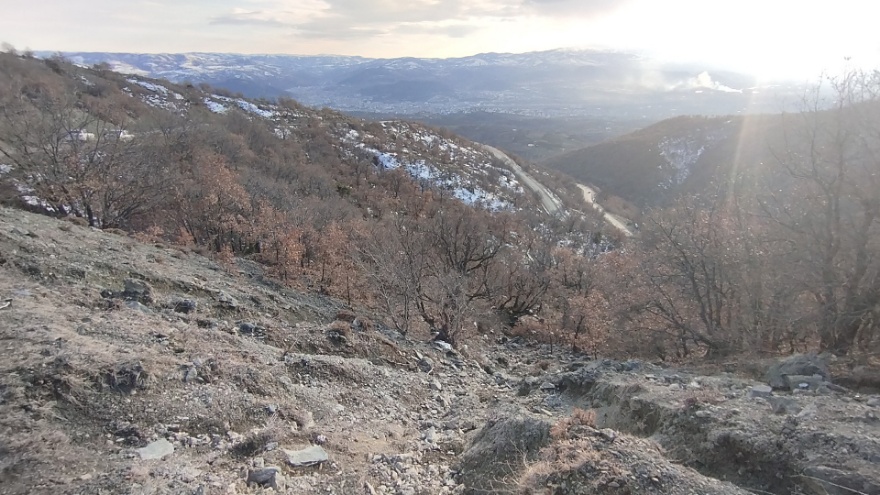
[433,341,454,352]
[125,301,152,313]
[238,322,265,336]
[769,396,802,415]
[766,353,830,389]
[784,374,825,392]
[123,278,153,305]
[246,466,283,489]
[749,385,773,398]
[424,427,436,444]
[418,357,434,373]
[866,398,880,407]
[430,379,442,391]
[284,445,329,467]
[171,297,197,314]
[539,381,556,391]
[597,429,617,442]
[183,366,198,383]
[136,438,174,460]
[217,291,238,309]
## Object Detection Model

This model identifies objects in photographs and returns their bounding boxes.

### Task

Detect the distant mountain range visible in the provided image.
[54,49,810,119]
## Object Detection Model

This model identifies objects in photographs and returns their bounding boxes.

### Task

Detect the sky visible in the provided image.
[3,0,879,80]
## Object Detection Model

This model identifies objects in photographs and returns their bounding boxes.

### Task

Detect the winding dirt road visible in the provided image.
[482,145,564,215]
[577,183,634,236]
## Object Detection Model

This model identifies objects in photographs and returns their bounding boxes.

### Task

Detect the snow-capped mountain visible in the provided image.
[54,49,806,119]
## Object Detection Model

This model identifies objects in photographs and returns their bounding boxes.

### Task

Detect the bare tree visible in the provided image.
[762,70,880,354]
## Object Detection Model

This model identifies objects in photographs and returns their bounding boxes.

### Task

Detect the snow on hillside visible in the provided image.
[657,124,731,187]
[203,98,228,114]
[105,73,535,213]
[342,122,525,212]
[658,137,705,185]
[125,77,185,111]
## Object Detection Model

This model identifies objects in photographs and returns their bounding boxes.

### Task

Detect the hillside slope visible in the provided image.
[1,206,877,495]
[543,114,785,208]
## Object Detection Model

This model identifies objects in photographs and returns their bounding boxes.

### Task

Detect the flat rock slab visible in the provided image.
[749,385,773,398]
[284,445,328,467]
[136,438,174,460]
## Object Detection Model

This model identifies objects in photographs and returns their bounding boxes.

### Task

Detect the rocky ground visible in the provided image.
[0,205,879,495]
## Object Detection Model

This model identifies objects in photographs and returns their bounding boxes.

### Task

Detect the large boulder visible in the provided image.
[456,414,551,494]
[765,354,831,390]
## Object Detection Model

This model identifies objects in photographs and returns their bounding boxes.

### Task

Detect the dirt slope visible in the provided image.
[0,206,878,495]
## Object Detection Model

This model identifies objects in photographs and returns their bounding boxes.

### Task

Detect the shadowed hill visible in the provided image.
[542,114,787,208]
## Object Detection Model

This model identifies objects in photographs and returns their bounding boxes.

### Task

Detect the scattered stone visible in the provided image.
[766,353,831,389]
[237,322,266,337]
[432,340,454,352]
[183,365,198,384]
[867,398,880,407]
[621,360,642,372]
[170,296,197,314]
[543,395,563,409]
[539,381,556,392]
[769,396,802,415]
[122,278,153,305]
[429,379,442,391]
[217,291,238,309]
[749,385,773,398]
[784,374,826,392]
[246,466,283,490]
[424,427,436,443]
[136,438,174,460]
[284,445,329,467]
[124,300,152,313]
[417,357,434,373]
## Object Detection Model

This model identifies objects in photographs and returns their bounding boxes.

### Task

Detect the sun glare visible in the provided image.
[576,0,880,81]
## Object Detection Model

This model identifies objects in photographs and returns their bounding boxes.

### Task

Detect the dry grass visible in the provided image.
[549,408,597,440]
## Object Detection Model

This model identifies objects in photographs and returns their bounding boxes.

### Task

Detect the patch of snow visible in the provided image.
[234,99,276,119]
[204,98,228,114]
[128,78,168,95]
[658,137,705,185]
[406,161,438,180]
[0,164,13,176]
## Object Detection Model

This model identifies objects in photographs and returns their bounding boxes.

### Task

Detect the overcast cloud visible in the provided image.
[2,0,878,78]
